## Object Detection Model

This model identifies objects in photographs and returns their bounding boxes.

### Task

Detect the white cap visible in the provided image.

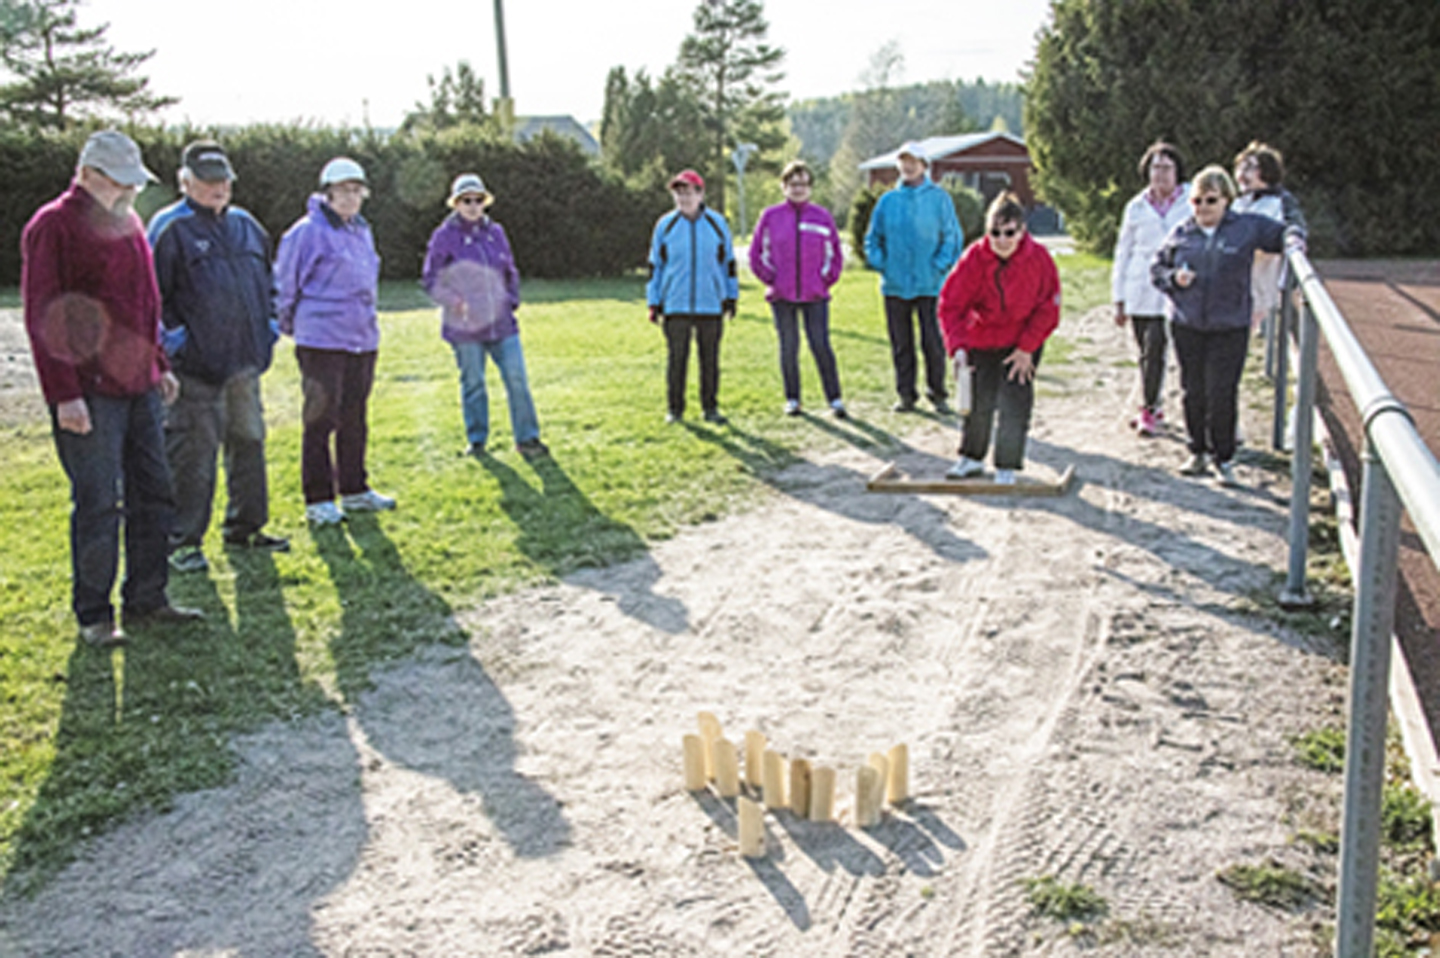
[319,156,367,187]
[896,141,929,166]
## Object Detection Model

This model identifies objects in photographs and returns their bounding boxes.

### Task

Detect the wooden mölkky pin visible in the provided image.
[712,736,740,798]
[697,711,722,778]
[809,766,836,822]
[682,734,707,791]
[855,765,883,827]
[738,796,766,858]
[789,758,812,817]
[744,731,767,788]
[886,743,909,804]
[762,749,787,810]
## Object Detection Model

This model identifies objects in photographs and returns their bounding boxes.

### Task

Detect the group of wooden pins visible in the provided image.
[682,712,909,858]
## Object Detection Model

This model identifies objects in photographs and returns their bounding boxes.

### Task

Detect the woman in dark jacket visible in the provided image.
[1151,164,1304,486]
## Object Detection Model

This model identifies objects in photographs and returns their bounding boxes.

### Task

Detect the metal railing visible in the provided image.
[1271,248,1440,956]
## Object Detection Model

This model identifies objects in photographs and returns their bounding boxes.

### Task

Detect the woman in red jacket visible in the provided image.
[937,193,1061,484]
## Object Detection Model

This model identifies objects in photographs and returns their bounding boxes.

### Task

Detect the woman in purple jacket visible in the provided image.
[276,156,394,525]
[748,160,847,418]
[422,173,545,460]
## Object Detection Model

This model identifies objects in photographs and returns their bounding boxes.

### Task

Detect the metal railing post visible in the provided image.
[1335,447,1402,957]
[1272,282,1294,450]
[1280,297,1317,608]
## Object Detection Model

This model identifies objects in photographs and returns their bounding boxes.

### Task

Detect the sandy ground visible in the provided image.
[0,305,1350,956]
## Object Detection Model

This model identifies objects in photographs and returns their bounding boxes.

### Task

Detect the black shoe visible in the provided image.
[123,604,205,628]
[892,399,917,413]
[224,531,291,552]
[703,409,728,425]
[931,398,952,414]
[463,441,487,458]
[79,620,127,648]
[665,411,683,424]
[516,438,550,459]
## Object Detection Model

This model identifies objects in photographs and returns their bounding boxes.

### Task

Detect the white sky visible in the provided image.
[85,0,1053,129]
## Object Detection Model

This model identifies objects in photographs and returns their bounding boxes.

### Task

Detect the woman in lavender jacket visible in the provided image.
[422,173,545,460]
[748,160,847,418]
[276,156,394,525]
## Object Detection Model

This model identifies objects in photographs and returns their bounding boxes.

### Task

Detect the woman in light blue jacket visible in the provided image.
[276,156,393,524]
[646,169,738,425]
[1112,141,1189,437]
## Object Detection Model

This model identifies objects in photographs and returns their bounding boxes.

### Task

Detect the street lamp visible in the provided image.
[732,142,758,237]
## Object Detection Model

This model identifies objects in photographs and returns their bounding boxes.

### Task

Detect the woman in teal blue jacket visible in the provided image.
[863,142,963,412]
[646,169,739,424]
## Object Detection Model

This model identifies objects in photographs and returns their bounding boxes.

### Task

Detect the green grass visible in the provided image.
[0,256,1112,892]
[1216,860,1319,910]
[1023,875,1108,922]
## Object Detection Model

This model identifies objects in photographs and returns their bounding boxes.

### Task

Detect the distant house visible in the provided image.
[860,132,1035,208]
[514,115,599,156]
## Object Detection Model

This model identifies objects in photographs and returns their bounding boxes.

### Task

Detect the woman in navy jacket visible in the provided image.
[1151,164,1304,486]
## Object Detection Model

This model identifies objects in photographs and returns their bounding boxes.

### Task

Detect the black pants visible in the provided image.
[663,314,723,416]
[1130,315,1168,413]
[772,300,841,403]
[883,296,947,405]
[1170,324,1248,464]
[296,346,377,504]
[959,345,1042,470]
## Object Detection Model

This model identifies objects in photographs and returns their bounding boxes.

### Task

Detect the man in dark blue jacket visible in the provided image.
[148,141,287,572]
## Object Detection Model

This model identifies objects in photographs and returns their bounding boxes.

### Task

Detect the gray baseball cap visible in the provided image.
[78,130,157,187]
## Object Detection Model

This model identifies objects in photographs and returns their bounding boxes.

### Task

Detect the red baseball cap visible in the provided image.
[669,169,704,190]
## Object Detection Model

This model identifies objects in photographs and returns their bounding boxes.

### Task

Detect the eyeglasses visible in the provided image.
[672,185,698,195]
[989,226,1021,238]
[1191,195,1224,206]
[458,197,487,206]
[785,179,812,188]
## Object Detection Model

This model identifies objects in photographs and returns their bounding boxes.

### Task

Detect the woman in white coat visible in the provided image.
[1112,141,1189,437]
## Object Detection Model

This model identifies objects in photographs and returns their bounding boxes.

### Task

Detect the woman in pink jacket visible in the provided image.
[938,192,1061,484]
[748,160,847,418]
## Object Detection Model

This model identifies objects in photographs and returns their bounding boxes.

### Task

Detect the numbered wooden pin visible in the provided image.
[886,743,909,805]
[738,796,766,858]
[789,758,812,817]
[809,766,836,822]
[682,734,707,791]
[712,736,740,798]
[744,730,767,788]
[697,712,722,778]
[762,750,787,810]
[855,765,883,827]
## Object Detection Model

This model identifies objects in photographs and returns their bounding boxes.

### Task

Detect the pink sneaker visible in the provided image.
[1136,408,1159,437]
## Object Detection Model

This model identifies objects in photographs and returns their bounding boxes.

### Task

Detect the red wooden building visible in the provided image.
[860,132,1035,208]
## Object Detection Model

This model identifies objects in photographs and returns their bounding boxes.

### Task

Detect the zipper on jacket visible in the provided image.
[793,207,802,300]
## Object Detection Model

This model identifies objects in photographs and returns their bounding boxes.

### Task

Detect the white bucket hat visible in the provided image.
[447,173,493,208]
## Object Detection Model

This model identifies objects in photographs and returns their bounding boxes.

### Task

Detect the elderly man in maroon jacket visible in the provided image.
[22,130,203,647]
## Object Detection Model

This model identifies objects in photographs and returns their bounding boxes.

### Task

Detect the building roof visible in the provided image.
[514,115,599,156]
[858,131,1028,171]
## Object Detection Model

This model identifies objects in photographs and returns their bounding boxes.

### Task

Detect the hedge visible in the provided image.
[0,123,671,286]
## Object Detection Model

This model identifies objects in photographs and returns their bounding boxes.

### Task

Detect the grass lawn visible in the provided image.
[0,251,1112,890]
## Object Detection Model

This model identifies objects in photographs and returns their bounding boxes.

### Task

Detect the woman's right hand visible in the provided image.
[1175,265,1196,288]
[1114,304,1128,326]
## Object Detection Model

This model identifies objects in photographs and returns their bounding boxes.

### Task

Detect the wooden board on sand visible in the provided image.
[865,462,1076,497]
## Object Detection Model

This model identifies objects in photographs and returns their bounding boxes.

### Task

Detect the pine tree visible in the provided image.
[0,0,175,130]
[674,0,786,215]
[401,60,492,134]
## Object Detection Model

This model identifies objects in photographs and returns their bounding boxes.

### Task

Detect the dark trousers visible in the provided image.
[165,371,269,547]
[663,314,723,415]
[883,296,947,404]
[771,300,842,403]
[1130,315,1168,412]
[1170,324,1249,464]
[959,345,1043,470]
[52,390,175,626]
[296,347,377,504]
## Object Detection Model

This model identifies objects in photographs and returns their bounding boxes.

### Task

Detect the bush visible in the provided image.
[0,123,665,286]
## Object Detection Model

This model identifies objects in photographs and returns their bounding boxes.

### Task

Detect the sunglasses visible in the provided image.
[458,197,487,206]
[1191,195,1224,206]
[989,226,1021,238]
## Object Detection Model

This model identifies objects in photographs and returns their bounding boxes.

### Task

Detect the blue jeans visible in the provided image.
[771,300,842,404]
[52,390,176,625]
[451,335,540,447]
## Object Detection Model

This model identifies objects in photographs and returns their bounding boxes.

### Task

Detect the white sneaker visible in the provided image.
[1179,453,1209,476]
[306,501,346,525]
[340,489,396,513]
[783,399,801,416]
[945,456,985,479]
[1215,461,1239,487]
[993,469,1016,485]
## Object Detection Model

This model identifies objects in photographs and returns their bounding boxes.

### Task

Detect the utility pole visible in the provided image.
[732,142,758,237]
[493,0,514,131]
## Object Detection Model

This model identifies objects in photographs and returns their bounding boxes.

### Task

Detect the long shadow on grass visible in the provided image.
[683,422,986,563]
[2,552,360,958]
[315,516,571,858]
[479,453,690,633]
